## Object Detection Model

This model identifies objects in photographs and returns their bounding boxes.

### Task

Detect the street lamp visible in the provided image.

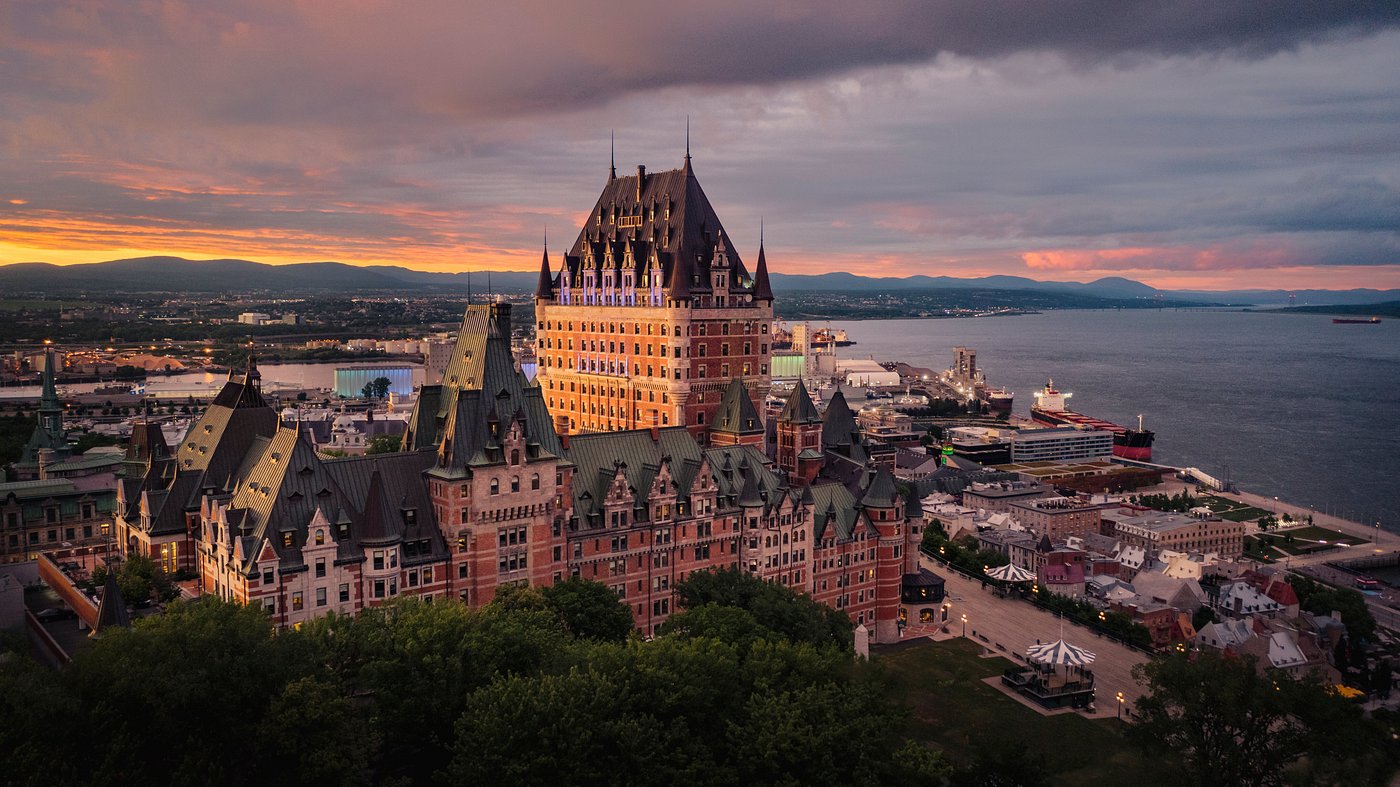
[1116,691,1125,719]
[961,613,968,638]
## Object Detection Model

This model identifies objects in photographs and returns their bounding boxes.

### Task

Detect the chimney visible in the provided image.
[650,423,660,442]
[560,432,570,451]
[37,448,55,479]
[636,165,646,200]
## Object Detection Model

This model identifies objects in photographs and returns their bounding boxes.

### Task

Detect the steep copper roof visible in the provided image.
[553,161,754,301]
[778,379,821,424]
[711,378,762,437]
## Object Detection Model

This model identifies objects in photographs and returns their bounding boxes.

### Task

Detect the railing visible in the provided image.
[1002,667,1096,697]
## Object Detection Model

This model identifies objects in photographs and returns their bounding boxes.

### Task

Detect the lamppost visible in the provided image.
[1116,691,1125,719]
[961,613,968,638]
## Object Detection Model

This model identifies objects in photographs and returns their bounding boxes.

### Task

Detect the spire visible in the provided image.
[753,231,773,302]
[684,116,691,169]
[535,244,553,300]
[39,345,59,408]
[91,565,131,637]
[609,130,616,181]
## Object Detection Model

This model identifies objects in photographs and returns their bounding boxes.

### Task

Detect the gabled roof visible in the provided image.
[407,303,565,469]
[712,378,762,436]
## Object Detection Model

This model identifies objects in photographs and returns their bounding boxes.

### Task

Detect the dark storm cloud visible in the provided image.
[4,1,1398,126]
[1,1,1398,286]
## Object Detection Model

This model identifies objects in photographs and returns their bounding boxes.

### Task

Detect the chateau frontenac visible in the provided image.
[115,155,932,642]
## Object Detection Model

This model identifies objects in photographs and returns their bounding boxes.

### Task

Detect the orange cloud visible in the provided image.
[1022,244,1299,272]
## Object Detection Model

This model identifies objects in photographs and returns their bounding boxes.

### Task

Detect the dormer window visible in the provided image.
[282,532,293,548]
[315,529,325,545]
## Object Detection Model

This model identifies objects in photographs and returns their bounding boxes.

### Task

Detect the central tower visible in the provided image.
[534,153,774,441]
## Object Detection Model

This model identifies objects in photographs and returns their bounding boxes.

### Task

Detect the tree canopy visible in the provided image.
[1131,651,1397,786]
[0,575,942,786]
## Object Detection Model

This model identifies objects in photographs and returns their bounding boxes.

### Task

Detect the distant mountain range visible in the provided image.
[0,256,1393,306]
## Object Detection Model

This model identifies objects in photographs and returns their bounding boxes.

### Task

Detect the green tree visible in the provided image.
[360,382,374,400]
[1131,651,1394,786]
[673,567,853,651]
[541,577,637,642]
[365,434,401,455]
[372,375,392,399]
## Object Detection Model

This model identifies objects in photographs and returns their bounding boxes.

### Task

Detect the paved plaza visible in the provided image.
[908,555,1150,719]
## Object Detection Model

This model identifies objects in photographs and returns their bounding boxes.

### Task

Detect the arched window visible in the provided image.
[511,449,520,465]
[511,476,520,493]
[315,530,325,546]
[490,479,499,495]
[531,474,540,490]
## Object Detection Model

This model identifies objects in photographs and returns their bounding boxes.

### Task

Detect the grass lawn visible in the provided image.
[1279,525,1367,545]
[877,638,1172,784]
[1218,506,1272,522]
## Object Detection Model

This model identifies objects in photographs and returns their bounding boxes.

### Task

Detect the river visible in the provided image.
[830,309,1400,531]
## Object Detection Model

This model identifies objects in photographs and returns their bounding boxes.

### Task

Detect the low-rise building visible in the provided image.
[1104,507,1244,558]
[1010,496,1103,540]
[962,481,1052,513]
[1,479,116,564]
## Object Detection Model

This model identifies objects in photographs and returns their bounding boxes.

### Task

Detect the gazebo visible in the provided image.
[985,563,1036,583]
[1001,638,1098,709]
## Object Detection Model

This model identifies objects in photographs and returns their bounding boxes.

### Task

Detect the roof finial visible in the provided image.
[609,131,616,181]
[760,216,764,248]
[684,116,691,167]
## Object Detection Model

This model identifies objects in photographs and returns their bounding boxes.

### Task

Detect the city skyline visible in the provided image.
[2,2,1399,290]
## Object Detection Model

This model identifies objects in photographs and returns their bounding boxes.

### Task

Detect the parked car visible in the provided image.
[35,607,76,622]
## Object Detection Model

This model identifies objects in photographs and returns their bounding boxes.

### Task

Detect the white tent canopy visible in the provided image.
[985,563,1036,583]
[1025,639,1097,667]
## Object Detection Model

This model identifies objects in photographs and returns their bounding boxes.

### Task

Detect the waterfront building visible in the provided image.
[533,154,774,439]
[1008,426,1114,463]
[1104,507,1245,558]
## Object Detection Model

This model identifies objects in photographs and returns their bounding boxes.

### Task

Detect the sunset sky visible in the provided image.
[2,2,1398,291]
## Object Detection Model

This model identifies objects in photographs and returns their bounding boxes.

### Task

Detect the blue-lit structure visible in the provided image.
[335,366,414,398]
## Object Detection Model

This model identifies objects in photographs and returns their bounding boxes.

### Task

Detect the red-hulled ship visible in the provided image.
[1030,379,1154,461]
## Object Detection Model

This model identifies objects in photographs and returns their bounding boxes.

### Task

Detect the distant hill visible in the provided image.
[0,256,1391,306]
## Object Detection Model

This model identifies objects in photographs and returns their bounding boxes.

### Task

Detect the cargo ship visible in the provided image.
[1332,317,1381,324]
[1030,379,1154,461]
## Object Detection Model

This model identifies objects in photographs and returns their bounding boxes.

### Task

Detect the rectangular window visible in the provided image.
[292,592,304,611]
[339,583,350,602]
[373,551,384,570]
[374,580,385,598]
[316,588,327,607]
[263,570,274,585]
[315,558,326,578]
